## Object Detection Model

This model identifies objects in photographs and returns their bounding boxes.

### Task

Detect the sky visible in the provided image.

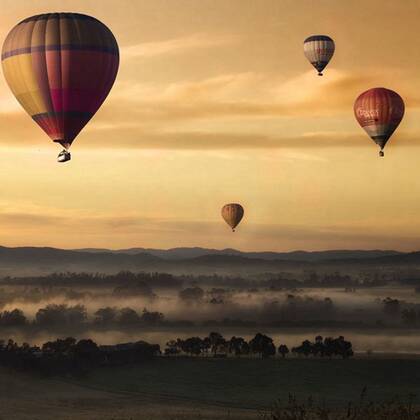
[1,0,420,251]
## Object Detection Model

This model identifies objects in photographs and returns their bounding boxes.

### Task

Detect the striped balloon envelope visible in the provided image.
[1,13,119,161]
[354,88,405,157]
[221,203,244,232]
[303,35,335,76]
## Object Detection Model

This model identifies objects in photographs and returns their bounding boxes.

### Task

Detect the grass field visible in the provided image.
[1,357,420,419]
[76,357,420,408]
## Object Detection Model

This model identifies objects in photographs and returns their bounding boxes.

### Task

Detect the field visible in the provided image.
[1,357,420,419]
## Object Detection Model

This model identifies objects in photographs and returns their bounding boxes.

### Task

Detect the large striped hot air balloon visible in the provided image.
[303,35,335,76]
[354,88,405,157]
[1,13,119,162]
[221,203,244,232]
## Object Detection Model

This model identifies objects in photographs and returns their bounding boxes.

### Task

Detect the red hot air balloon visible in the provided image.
[354,88,404,157]
[1,13,119,162]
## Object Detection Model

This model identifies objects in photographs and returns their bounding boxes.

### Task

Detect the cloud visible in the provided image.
[2,208,420,251]
[0,69,419,151]
[84,70,377,136]
[79,129,367,150]
[121,33,240,59]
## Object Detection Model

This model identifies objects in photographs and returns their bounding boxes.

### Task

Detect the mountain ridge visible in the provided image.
[73,246,403,261]
[0,245,416,277]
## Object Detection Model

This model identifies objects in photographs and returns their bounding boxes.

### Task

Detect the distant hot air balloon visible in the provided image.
[303,35,335,76]
[221,203,244,232]
[354,88,405,157]
[1,13,119,162]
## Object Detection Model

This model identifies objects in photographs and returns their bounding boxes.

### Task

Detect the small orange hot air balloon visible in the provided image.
[354,87,405,157]
[221,203,244,232]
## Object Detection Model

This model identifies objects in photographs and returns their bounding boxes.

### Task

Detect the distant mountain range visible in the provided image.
[0,245,417,277]
[75,247,402,261]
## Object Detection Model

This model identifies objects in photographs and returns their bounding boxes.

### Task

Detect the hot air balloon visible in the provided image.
[354,88,405,157]
[1,13,119,162]
[221,203,244,232]
[303,35,335,76]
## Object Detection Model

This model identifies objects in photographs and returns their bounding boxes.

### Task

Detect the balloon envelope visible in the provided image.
[354,87,404,155]
[303,35,335,75]
[221,203,244,232]
[1,13,119,149]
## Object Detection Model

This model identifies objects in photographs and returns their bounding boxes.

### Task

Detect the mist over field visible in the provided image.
[1,246,420,354]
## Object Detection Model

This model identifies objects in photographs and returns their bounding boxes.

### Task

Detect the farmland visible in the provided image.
[1,357,420,419]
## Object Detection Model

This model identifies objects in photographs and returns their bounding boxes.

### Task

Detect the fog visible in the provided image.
[1,272,420,354]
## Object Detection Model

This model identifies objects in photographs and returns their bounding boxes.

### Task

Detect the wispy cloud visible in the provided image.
[1,208,420,251]
[0,68,418,151]
[121,33,240,59]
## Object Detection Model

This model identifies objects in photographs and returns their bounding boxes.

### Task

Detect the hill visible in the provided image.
[0,245,416,276]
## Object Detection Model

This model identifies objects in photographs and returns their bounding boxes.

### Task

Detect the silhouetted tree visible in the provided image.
[249,333,276,358]
[141,309,164,325]
[0,309,27,326]
[208,332,226,355]
[35,304,86,327]
[94,307,117,325]
[228,336,249,356]
[164,340,181,356]
[117,307,140,325]
[181,337,203,356]
[178,287,204,302]
[278,344,289,358]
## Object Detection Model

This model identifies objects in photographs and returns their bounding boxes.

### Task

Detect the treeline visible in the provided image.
[0,337,160,376]
[0,304,368,330]
[0,270,394,290]
[0,305,165,328]
[164,332,354,359]
[382,297,420,327]
[0,271,182,288]
[0,332,353,377]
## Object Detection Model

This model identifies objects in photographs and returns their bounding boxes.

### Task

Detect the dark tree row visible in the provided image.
[0,305,165,328]
[0,337,160,376]
[291,335,353,358]
[0,270,395,291]
[1,271,182,288]
[164,332,353,359]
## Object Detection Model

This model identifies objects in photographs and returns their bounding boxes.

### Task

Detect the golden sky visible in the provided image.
[1,0,420,251]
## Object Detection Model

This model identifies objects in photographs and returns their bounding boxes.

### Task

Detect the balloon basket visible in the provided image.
[57,150,71,163]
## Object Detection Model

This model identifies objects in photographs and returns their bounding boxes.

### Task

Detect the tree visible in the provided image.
[35,304,87,327]
[313,335,325,356]
[208,332,226,355]
[278,344,289,358]
[181,337,203,356]
[73,339,100,365]
[94,307,117,325]
[164,340,181,356]
[178,287,204,302]
[42,337,76,355]
[117,307,140,325]
[292,339,313,357]
[228,336,249,356]
[249,333,276,358]
[323,336,353,359]
[0,309,27,326]
[141,309,164,325]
